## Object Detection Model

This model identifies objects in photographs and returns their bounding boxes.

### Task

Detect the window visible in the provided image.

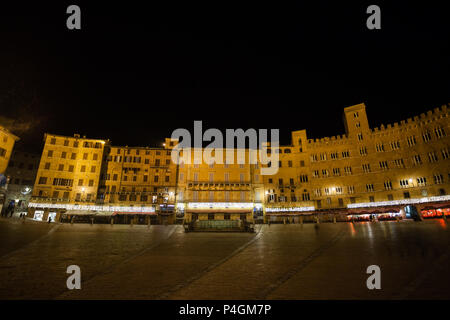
[347,186,355,194]
[61,151,66,159]
[417,177,427,186]
[354,112,359,118]
[362,163,371,173]
[313,170,319,178]
[330,152,339,160]
[143,175,148,182]
[394,158,405,168]
[80,165,86,172]
[78,179,83,186]
[71,153,77,160]
[435,126,446,139]
[332,168,340,176]
[154,175,159,182]
[400,179,409,188]
[407,136,416,147]
[379,161,389,170]
[314,189,322,196]
[359,146,368,155]
[321,169,329,177]
[38,177,47,184]
[319,153,327,161]
[344,166,352,175]
[390,141,400,150]
[302,191,310,201]
[83,153,88,160]
[403,192,410,199]
[375,143,385,152]
[384,181,392,190]
[441,148,449,159]
[44,162,50,170]
[165,176,170,182]
[50,138,56,144]
[412,154,422,165]
[422,131,432,143]
[73,141,79,148]
[428,152,438,163]
[58,164,64,171]
[357,133,363,141]
[47,150,53,158]
[366,184,374,192]
[300,160,305,167]
[434,174,444,184]
[299,174,308,183]
[91,166,96,173]
[288,160,293,167]
[342,151,350,158]
[53,178,73,187]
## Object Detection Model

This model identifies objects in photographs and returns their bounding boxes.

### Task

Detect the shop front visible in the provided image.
[184,202,255,232]
[265,206,316,224]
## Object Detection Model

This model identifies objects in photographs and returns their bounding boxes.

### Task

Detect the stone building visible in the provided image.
[28,103,450,225]
[3,151,40,216]
[0,125,20,214]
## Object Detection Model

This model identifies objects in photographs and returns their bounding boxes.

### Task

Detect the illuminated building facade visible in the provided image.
[0,125,20,214]
[29,134,179,223]
[28,103,450,225]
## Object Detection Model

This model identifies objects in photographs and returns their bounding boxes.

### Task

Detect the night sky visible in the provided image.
[0,1,448,152]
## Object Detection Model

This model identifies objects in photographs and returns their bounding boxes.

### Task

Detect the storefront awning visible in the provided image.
[187,209,251,214]
[112,211,157,215]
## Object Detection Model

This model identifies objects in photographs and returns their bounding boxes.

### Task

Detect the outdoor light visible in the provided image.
[15,199,19,203]
[81,187,86,192]
[408,178,413,183]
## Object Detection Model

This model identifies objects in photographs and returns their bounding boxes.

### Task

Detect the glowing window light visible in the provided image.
[266,206,315,212]
[187,202,254,209]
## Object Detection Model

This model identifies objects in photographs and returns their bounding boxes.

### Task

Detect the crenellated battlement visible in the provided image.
[299,103,449,146]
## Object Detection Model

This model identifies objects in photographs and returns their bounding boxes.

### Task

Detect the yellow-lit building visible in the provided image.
[263,103,450,222]
[28,103,450,226]
[0,125,19,175]
[0,125,20,214]
[176,148,264,230]
[29,135,179,223]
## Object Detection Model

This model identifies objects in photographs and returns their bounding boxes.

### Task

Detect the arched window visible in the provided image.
[298,138,302,145]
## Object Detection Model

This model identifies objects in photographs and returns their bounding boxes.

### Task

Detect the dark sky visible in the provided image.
[0,1,449,152]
